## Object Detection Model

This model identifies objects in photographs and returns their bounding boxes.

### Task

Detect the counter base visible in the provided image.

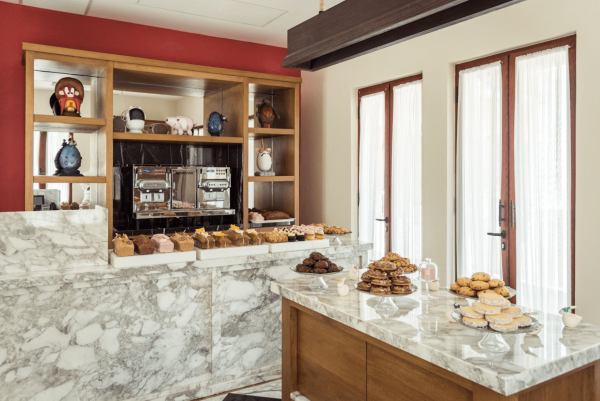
[282,298,600,401]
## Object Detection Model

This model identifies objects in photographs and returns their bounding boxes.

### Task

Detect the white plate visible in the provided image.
[195,244,269,260]
[110,249,196,268]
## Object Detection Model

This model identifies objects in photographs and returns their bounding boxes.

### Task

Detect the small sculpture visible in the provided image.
[559,306,582,328]
[255,139,274,176]
[206,112,228,136]
[166,116,194,135]
[337,279,349,296]
[80,183,91,205]
[53,133,83,176]
[123,107,145,133]
[256,100,279,128]
[53,77,84,117]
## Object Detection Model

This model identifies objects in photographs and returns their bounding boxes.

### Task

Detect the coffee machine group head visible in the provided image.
[197,167,235,215]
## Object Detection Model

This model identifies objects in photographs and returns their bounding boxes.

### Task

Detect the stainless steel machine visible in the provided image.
[132,166,172,219]
[197,167,235,216]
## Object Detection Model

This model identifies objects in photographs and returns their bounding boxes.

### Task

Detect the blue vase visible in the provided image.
[206,112,228,136]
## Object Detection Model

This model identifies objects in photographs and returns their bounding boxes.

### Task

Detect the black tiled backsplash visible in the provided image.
[113,141,243,235]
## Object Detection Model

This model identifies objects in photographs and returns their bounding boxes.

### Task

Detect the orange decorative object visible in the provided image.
[55,77,84,117]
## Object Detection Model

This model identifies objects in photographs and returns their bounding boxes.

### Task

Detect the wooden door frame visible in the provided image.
[454,35,576,305]
[358,74,422,255]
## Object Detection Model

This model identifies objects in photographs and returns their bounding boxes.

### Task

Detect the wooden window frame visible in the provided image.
[454,35,576,304]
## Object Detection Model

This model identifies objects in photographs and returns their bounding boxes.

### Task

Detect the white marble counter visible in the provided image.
[271,274,600,396]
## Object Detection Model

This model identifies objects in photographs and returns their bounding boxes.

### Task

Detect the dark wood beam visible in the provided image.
[284,0,526,71]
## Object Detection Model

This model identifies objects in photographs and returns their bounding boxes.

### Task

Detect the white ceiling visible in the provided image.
[5,0,345,47]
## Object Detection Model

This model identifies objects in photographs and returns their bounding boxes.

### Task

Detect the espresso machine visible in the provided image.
[197,167,235,216]
[131,166,172,219]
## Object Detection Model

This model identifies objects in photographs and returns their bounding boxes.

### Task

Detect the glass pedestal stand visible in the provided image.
[419,278,436,301]
[374,297,399,321]
[309,276,329,290]
[478,333,510,353]
[330,235,342,245]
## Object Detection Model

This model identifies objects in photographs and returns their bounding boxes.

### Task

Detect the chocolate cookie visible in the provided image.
[391,285,412,294]
[302,258,316,266]
[370,286,391,295]
[310,252,325,260]
[361,272,372,282]
[370,278,391,287]
[391,276,411,286]
[314,260,329,269]
[327,264,341,272]
[296,264,311,273]
[313,268,328,274]
[357,281,371,292]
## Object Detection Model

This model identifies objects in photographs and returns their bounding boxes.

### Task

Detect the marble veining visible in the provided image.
[0,208,108,275]
[271,275,600,396]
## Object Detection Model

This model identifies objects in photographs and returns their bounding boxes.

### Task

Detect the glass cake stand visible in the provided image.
[451,310,541,353]
[290,265,345,290]
[355,284,418,320]
[328,233,348,245]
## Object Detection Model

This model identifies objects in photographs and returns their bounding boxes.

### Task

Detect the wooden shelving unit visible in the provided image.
[23,43,301,246]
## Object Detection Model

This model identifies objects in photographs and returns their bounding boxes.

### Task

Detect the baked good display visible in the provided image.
[212,232,232,248]
[478,292,509,306]
[460,306,484,319]
[310,223,352,235]
[472,301,502,315]
[259,230,288,244]
[226,225,249,247]
[448,273,514,299]
[193,228,215,249]
[292,252,342,274]
[170,231,194,252]
[134,235,154,255]
[245,229,264,246]
[151,234,174,253]
[463,316,489,328]
[485,313,514,325]
[113,234,134,257]
[513,315,532,327]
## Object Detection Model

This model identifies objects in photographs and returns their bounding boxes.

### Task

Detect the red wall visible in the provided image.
[0,2,299,212]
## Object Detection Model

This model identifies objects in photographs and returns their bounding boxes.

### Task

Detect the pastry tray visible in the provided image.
[446,285,516,300]
[451,310,540,335]
[250,217,295,225]
[110,249,196,268]
[290,265,345,275]
[269,239,330,253]
[195,244,269,260]
[354,283,418,297]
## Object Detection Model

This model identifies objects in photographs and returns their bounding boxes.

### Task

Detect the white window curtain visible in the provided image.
[358,92,386,260]
[457,62,503,280]
[391,80,422,263]
[514,46,570,313]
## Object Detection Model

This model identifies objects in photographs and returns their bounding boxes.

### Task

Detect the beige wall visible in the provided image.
[300,0,600,324]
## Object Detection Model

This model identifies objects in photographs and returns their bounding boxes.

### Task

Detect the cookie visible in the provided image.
[302,258,316,267]
[360,272,372,282]
[356,281,371,292]
[387,269,403,278]
[501,307,522,318]
[391,285,412,294]
[488,279,505,288]
[472,272,491,282]
[460,306,484,319]
[371,286,391,295]
[392,276,411,286]
[477,289,495,297]
[478,292,508,306]
[472,301,502,315]
[462,316,488,328]
[450,283,461,292]
[485,313,514,325]
[457,277,472,287]
[513,315,532,327]
[489,321,518,333]
[493,286,511,297]
[470,280,490,291]
[370,278,392,287]
[369,270,387,280]
[457,287,476,297]
[374,261,397,271]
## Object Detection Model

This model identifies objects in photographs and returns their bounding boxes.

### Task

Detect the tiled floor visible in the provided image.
[199,380,282,401]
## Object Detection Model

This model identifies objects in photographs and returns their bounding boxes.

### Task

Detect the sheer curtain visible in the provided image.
[457,62,503,280]
[391,80,422,263]
[515,46,570,313]
[358,92,386,260]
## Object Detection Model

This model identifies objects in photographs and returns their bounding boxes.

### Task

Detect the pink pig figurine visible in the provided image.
[165,116,194,135]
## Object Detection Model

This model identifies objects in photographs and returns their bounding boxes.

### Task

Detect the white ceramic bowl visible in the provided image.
[126,120,145,133]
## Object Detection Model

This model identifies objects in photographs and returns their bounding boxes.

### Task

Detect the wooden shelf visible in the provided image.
[33,115,106,133]
[113,132,243,145]
[248,127,295,138]
[33,176,106,184]
[249,176,295,182]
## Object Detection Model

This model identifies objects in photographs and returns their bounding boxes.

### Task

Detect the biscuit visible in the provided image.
[513,315,532,327]
[370,286,391,295]
[478,292,508,306]
[462,316,488,328]
[391,285,412,294]
[472,272,491,282]
[485,313,514,325]
[488,279,505,288]
[500,307,522,317]
[470,280,490,291]
[457,277,472,287]
[493,286,511,297]
[457,287,476,297]
[472,301,502,315]
[477,289,495,297]
[489,321,518,333]
[370,278,392,287]
[450,283,461,292]
[460,306,484,319]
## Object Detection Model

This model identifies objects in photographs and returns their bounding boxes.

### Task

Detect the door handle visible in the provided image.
[498,199,505,227]
[376,217,389,223]
[487,230,506,239]
[511,200,516,228]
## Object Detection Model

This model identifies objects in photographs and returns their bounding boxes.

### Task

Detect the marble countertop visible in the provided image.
[271,274,600,396]
[0,240,371,291]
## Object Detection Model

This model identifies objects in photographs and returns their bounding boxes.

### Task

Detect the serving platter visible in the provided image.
[451,310,540,335]
[290,264,345,290]
[289,265,345,275]
[446,285,516,300]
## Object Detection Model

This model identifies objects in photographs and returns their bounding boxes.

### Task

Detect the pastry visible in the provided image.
[387,269,403,278]
[357,281,371,292]
[472,301,502,315]
[457,287,476,297]
[500,307,522,317]
[212,232,232,248]
[478,292,509,306]
[485,313,514,325]
[494,286,511,297]
[489,321,518,333]
[369,270,387,280]
[450,283,461,292]
[472,272,491,282]
[134,235,154,255]
[113,234,134,257]
[296,264,311,273]
[361,271,372,282]
[477,289,496,297]
[462,316,488,328]
[374,261,397,271]
[151,234,174,253]
[328,264,341,273]
[488,279,505,288]
[392,276,411,286]
[460,306,484,319]
[262,210,290,220]
[314,260,329,269]
[259,230,287,243]
[193,229,215,249]
[61,202,70,210]
[170,231,194,252]
[391,285,412,294]
[513,315,532,327]
[314,227,325,240]
[286,231,297,242]
[226,225,249,247]
[457,277,472,287]
[70,202,79,210]
[313,268,328,274]
[470,280,490,291]
[370,286,391,295]
[310,252,326,261]
[370,278,392,287]
[246,229,264,245]
[303,258,316,267]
